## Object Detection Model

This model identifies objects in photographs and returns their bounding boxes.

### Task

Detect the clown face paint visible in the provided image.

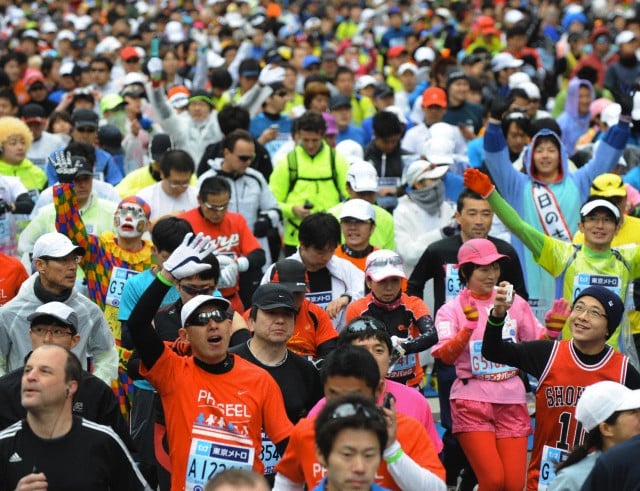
[114,204,148,238]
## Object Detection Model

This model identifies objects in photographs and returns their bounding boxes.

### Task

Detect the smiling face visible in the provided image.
[2,134,28,164]
[180,305,232,364]
[532,138,560,182]
[466,262,500,296]
[341,218,375,251]
[578,210,620,252]
[569,296,609,351]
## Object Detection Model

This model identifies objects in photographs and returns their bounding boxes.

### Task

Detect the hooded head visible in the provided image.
[523,128,568,184]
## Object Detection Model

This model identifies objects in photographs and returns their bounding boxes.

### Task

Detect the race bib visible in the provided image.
[538,445,569,491]
[260,432,281,476]
[444,264,462,303]
[185,424,255,491]
[389,353,418,380]
[307,290,332,310]
[572,273,621,300]
[105,267,139,308]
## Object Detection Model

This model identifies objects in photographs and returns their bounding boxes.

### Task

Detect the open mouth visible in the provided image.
[207,335,222,344]
[120,223,135,232]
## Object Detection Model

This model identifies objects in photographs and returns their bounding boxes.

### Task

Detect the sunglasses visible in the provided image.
[75,126,97,133]
[235,154,255,163]
[125,57,140,63]
[346,318,385,333]
[366,256,403,270]
[330,402,385,424]
[180,283,216,296]
[203,201,229,212]
[186,309,231,326]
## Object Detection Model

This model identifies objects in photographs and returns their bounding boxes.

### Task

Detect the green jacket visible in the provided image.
[269,142,349,246]
[0,158,47,191]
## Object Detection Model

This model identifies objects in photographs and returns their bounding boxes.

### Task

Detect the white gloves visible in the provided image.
[259,64,285,86]
[163,233,213,280]
[236,256,249,273]
[217,255,238,289]
[147,57,163,82]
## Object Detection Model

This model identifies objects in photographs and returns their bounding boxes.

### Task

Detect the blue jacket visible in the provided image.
[484,120,629,319]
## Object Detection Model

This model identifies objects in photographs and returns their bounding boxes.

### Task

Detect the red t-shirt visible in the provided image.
[275,411,445,490]
[140,348,293,490]
[0,253,28,306]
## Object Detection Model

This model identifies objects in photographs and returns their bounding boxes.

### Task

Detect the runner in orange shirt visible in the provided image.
[179,176,266,312]
[333,199,378,272]
[273,345,446,491]
[127,233,293,491]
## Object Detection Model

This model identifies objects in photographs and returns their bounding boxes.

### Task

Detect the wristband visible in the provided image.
[385,447,404,464]
[487,310,506,327]
[157,271,173,287]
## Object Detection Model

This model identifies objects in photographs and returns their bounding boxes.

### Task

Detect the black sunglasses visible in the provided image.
[186,309,230,326]
[75,126,97,133]
[180,283,216,296]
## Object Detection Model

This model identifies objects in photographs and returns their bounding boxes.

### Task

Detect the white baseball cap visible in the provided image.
[32,232,85,259]
[397,63,418,75]
[340,199,375,222]
[365,249,406,281]
[27,302,79,332]
[414,46,436,63]
[355,75,377,91]
[180,295,232,326]
[347,160,378,192]
[405,159,449,186]
[576,381,640,431]
[580,199,620,221]
[491,52,524,72]
[424,138,455,166]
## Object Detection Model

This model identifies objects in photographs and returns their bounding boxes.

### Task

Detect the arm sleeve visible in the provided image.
[384,441,447,491]
[127,275,171,369]
[624,364,640,389]
[402,314,439,354]
[480,312,554,379]
[432,327,473,365]
[488,190,546,258]
[316,338,338,357]
[483,121,525,199]
[53,183,100,268]
[246,248,266,269]
[191,48,209,90]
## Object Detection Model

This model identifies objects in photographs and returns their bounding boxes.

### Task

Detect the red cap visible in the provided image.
[422,87,447,108]
[387,46,408,58]
[25,74,46,90]
[120,46,139,61]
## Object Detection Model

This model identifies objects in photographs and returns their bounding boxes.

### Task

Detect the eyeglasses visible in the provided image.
[346,318,385,333]
[44,255,81,265]
[180,283,216,296]
[583,215,616,224]
[330,402,385,424]
[30,326,75,338]
[234,154,255,163]
[167,181,190,189]
[366,255,403,270]
[75,126,97,133]
[203,201,229,212]
[572,303,608,320]
[186,309,231,326]
[117,205,147,219]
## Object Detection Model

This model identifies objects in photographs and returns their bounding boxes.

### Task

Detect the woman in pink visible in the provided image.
[432,238,545,491]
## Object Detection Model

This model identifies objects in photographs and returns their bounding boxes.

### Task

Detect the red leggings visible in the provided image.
[456,431,528,491]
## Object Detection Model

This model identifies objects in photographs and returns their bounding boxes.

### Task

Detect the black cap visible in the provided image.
[446,69,468,88]
[322,47,337,61]
[69,155,94,177]
[150,134,172,161]
[71,109,99,128]
[374,83,394,99]
[21,103,46,122]
[97,125,124,155]
[239,58,261,78]
[330,94,352,110]
[269,259,308,293]
[121,84,146,99]
[252,284,297,311]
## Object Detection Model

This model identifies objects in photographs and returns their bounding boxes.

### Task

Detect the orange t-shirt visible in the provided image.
[140,348,293,491]
[244,299,338,357]
[0,253,28,306]
[275,412,445,490]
